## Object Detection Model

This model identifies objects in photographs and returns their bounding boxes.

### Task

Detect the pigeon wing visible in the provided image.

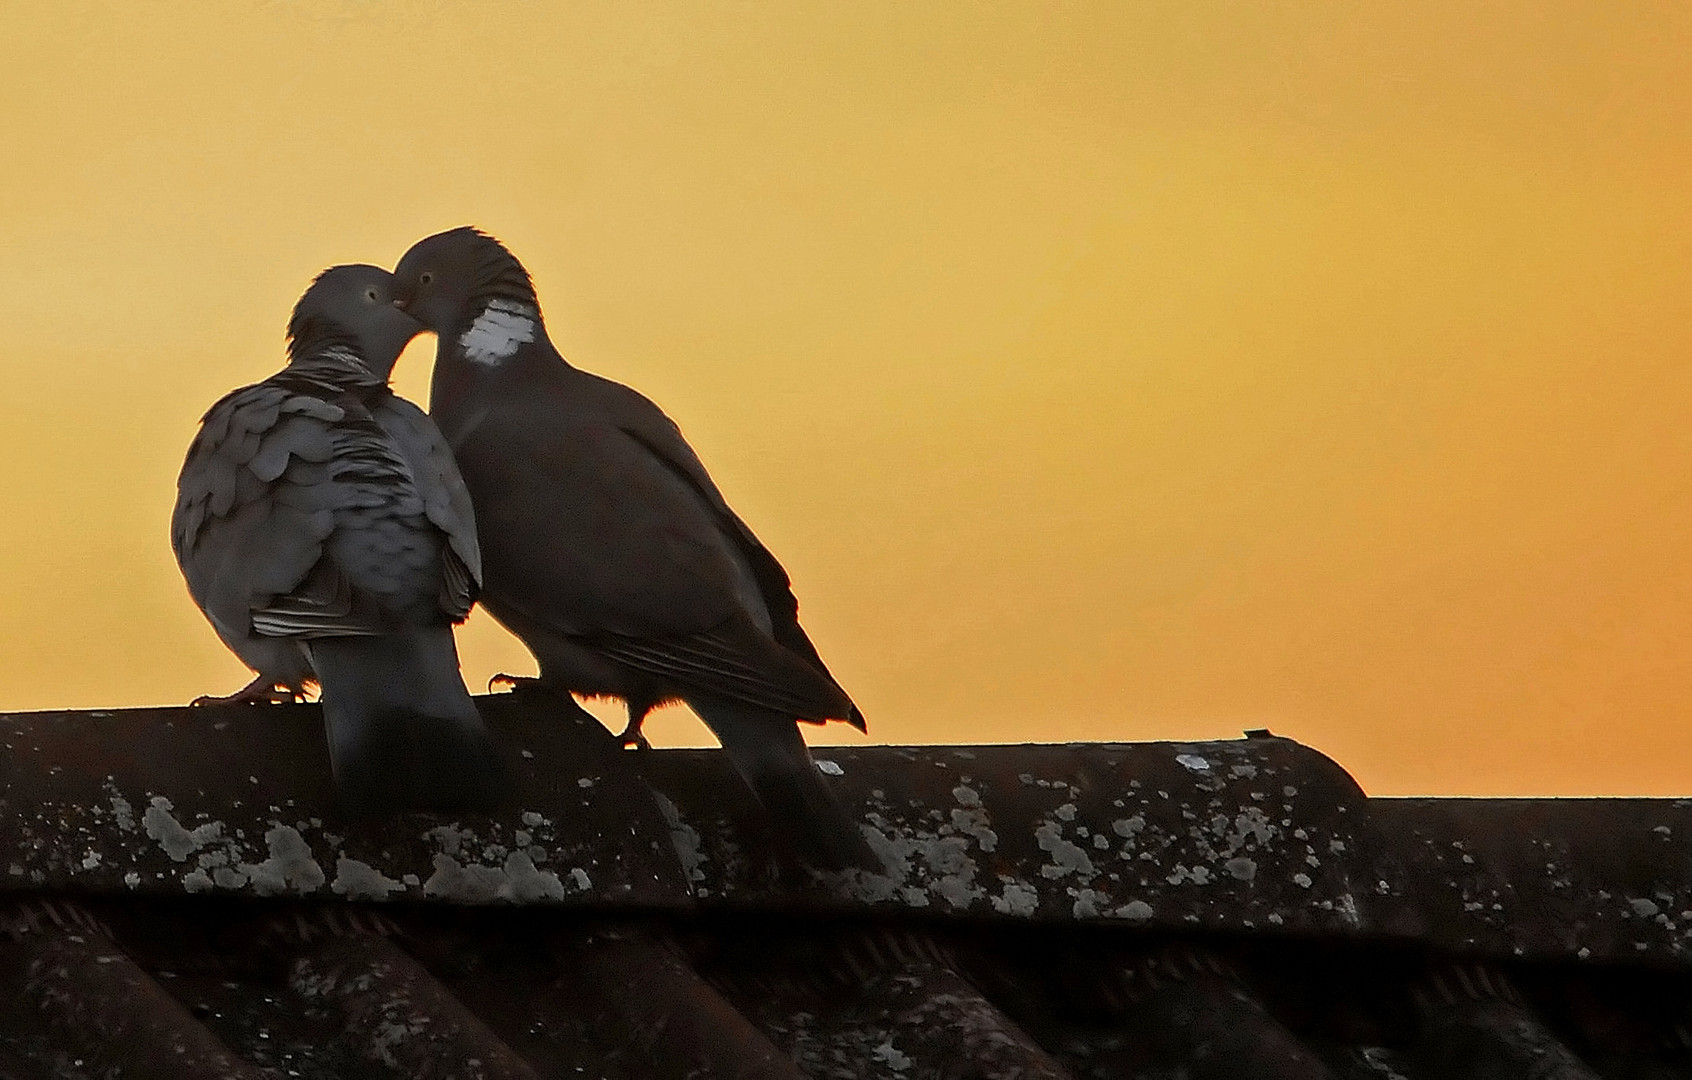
[173,378,381,650]
[460,410,852,720]
[594,378,866,728]
[369,394,482,621]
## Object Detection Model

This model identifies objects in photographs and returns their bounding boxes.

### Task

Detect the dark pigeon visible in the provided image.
[392,228,879,870]
[172,264,509,816]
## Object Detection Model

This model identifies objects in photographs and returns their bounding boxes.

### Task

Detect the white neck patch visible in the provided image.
[458,299,537,366]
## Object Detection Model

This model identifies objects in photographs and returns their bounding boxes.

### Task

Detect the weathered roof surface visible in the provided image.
[0,694,1688,1078]
[640,730,1395,937]
[1372,797,1692,964]
[0,696,687,908]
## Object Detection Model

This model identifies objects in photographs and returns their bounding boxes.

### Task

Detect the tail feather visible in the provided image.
[690,698,882,872]
[309,627,509,817]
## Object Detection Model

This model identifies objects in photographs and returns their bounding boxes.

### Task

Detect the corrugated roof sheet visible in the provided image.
[0,694,1687,1077]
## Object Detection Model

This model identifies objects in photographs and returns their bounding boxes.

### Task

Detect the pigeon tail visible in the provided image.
[309,627,509,817]
[690,698,882,872]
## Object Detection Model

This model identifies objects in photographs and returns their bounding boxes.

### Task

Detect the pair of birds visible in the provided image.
[171,228,876,871]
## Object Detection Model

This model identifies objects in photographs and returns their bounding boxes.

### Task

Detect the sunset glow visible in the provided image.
[3,3,1691,795]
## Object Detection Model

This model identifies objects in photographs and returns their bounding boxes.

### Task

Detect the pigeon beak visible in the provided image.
[392,298,410,311]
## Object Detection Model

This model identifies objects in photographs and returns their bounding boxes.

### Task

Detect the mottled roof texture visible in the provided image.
[0,694,1687,1079]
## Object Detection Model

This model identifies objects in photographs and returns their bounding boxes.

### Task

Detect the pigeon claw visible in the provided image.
[489,672,541,693]
[189,676,305,708]
[616,723,652,752]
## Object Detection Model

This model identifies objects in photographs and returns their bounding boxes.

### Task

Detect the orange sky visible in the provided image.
[2,3,1690,795]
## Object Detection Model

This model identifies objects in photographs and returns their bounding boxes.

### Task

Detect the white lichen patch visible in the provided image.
[243,826,327,896]
[421,849,573,904]
[840,785,1004,912]
[1230,806,1277,848]
[1165,864,1213,886]
[815,759,845,776]
[59,781,607,906]
[331,858,405,900]
[851,818,987,910]
[423,823,472,857]
[420,854,513,903]
[1069,886,1112,918]
[1112,815,1146,840]
[990,879,1040,917]
[142,797,224,862]
[1334,892,1361,926]
[104,784,136,833]
[141,805,334,896]
[1117,899,1155,921]
[826,742,1356,926]
[415,817,585,903]
[948,785,998,853]
[871,1039,913,1072]
[1034,820,1096,880]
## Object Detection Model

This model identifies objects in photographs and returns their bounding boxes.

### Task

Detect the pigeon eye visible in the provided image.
[365,288,379,302]
[419,272,434,286]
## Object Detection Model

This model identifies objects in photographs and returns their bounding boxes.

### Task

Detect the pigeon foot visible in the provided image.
[190,675,304,707]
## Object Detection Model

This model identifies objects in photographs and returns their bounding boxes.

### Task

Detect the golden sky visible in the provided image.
[2,2,1690,795]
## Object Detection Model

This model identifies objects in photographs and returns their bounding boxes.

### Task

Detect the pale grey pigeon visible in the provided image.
[172,264,509,816]
[391,228,879,870]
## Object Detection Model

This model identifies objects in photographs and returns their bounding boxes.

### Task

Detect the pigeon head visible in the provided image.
[286,265,421,380]
[392,227,538,341]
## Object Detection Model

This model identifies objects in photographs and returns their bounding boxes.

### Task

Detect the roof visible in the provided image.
[0,692,1687,1078]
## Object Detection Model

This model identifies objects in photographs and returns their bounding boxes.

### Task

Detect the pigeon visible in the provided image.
[391,228,879,870]
[172,264,509,817]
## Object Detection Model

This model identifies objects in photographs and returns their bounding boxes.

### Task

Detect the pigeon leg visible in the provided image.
[190,674,303,707]
[613,696,662,751]
[615,709,653,751]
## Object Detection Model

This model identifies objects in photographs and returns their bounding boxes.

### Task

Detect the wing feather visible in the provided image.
[369,395,482,620]
[173,383,343,665]
[606,387,865,727]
